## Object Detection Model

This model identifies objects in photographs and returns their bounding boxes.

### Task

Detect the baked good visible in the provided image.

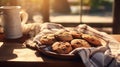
[52,42,72,54]
[40,34,56,45]
[82,34,102,46]
[69,31,82,39]
[24,39,37,50]
[71,39,90,49]
[55,31,73,42]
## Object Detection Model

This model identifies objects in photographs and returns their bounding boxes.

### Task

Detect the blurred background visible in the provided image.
[0,0,113,33]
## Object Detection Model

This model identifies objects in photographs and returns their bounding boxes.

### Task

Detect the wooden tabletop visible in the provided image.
[0,34,120,67]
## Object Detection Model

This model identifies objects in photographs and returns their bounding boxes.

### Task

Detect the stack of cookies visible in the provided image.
[39,30,102,54]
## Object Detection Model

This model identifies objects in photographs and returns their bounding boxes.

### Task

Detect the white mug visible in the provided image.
[0,6,28,39]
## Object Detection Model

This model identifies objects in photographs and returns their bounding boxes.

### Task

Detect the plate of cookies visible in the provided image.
[24,23,108,59]
[34,29,107,60]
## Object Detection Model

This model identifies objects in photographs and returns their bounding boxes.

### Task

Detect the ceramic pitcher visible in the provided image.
[0,6,28,39]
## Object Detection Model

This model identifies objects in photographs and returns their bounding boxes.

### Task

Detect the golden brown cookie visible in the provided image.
[55,31,73,42]
[82,34,102,46]
[52,42,72,54]
[69,31,82,39]
[40,34,56,45]
[71,39,90,49]
[24,39,37,50]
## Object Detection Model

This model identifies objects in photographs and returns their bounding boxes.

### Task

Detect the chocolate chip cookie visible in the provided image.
[71,39,90,49]
[82,34,102,46]
[52,42,72,54]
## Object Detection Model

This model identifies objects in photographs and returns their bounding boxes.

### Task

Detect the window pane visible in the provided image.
[50,0,80,23]
[82,0,113,23]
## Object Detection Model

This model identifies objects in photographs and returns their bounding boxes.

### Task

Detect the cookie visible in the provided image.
[52,42,72,54]
[69,31,82,39]
[71,39,90,49]
[55,31,73,42]
[40,34,56,45]
[82,34,102,46]
[24,39,37,50]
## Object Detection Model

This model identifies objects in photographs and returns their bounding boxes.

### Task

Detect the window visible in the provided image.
[0,0,114,33]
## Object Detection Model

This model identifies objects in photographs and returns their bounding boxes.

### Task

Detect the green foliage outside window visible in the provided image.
[90,0,112,9]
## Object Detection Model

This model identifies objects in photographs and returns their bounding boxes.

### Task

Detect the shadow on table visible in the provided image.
[0,42,25,61]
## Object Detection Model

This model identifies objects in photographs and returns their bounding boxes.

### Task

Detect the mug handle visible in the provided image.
[20,10,28,25]
[0,12,4,33]
[0,11,4,26]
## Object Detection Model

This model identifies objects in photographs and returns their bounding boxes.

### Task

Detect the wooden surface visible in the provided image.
[0,33,84,67]
[0,34,120,67]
